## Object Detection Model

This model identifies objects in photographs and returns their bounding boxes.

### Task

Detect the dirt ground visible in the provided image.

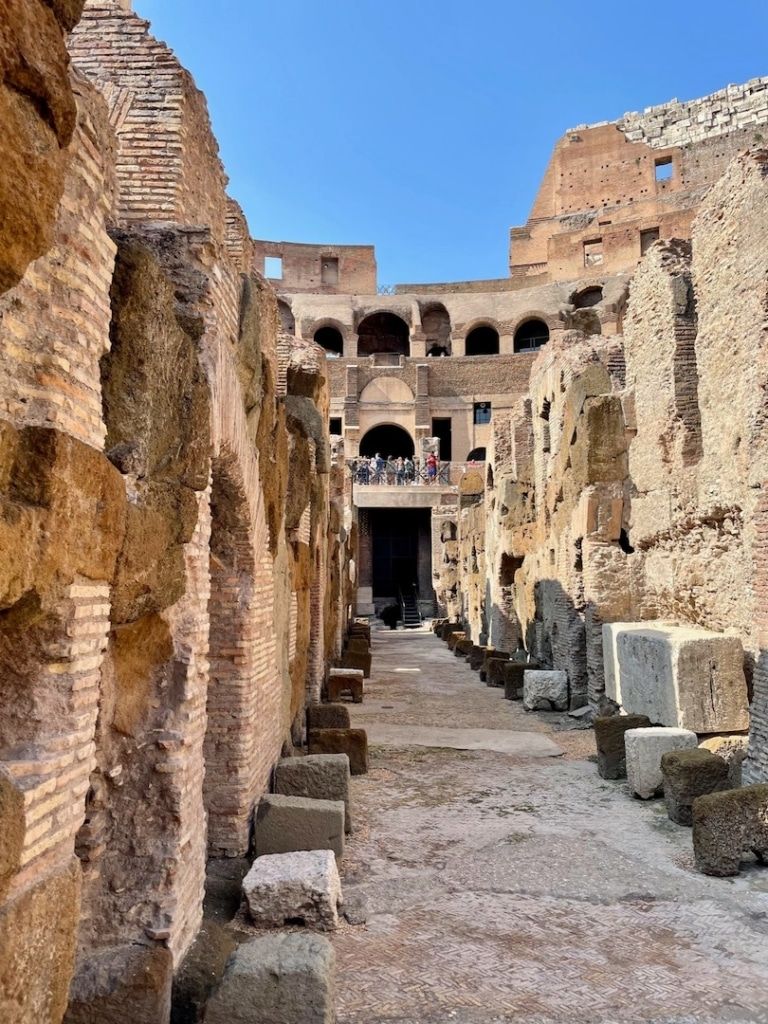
[332,626,768,1024]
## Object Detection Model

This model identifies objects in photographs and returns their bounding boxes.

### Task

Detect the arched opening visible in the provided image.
[277,299,295,334]
[421,302,451,355]
[314,325,344,356]
[357,312,409,357]
[465,325,499,356]
[467,447,487,462]
[359,423,414,458]
[440,520,457,542]
[514,318,549,353]
[571,286,603,309]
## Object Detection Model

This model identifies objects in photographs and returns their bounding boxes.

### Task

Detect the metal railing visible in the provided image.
[348,459,485,487]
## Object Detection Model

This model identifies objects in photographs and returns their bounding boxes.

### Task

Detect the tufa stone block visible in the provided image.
[454,638,473,657]
[625,726,699,799]
[340,649,371,678]
[523,670,569,712]
[593,713,652,779]
[693,784,768,877]
[242,850,342,930]
[64,944,172,1024]
[308,728,368,776]
[661,748,730,825]
[440,622,463,641]
[307,703,350,732]
[446,631,466,651]
[204,933,335,1024]
[275,754,352,833]
[345,637,369,654]
[480,649,508,682]
[468,645,489,671]
[254,794,344,862]
[486,658,510,688]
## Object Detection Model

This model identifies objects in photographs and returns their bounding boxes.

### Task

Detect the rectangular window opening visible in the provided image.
[321,256,339,286]
[473,402,492,426]
[264,255,283,279]
[655,157,673,182]
[583,238,603,267]
[640,227,660,255]
[329,417,342,435]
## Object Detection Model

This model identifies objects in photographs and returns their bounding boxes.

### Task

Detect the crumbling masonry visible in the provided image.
[1,1,768,1022]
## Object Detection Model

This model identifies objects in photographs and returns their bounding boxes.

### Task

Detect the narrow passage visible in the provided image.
[333,627,768,1024]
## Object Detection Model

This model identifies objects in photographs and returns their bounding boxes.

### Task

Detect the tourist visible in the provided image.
[404,455,414,484]
[386,455,396,485]
[375,452,385,483]
[395,456,405,485]
[426,450,438,483]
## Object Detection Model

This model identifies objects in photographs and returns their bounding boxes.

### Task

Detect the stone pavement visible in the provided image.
[333,627,768,1024]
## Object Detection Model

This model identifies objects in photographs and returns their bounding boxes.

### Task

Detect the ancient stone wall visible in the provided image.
[0,3,349,1022]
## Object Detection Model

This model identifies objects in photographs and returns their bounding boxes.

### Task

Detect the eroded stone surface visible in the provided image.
[275,754,352,833]
[523,670,569,712]
[255,794,345,861]
[625,726,699,799]
[242,850,341,930]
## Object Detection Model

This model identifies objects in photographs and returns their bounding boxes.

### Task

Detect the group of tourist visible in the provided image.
[351,451,440,485]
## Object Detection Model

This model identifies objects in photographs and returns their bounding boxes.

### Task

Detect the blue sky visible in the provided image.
[136,0,768,286]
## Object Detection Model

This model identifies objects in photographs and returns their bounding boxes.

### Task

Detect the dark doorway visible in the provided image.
[368,508,431,601]
[465,325,499,355]
[314,325,343,355]
[514,319,549,352]
[431,417,452,461]
[357,312,410,357]
[359,424,414,458]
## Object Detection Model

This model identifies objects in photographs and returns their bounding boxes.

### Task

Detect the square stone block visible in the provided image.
[468,645,489,671]
[327,668,363,704]
[308,728,368,775]
[487,657,510,688]
[611,623,749,732]
[503,661,541,701]
[275,754,352,833]
[345,637,369,654]
[307,703,350,732]
[625,726,698,799]
[692,784,768,877]
[64,944,173,1024]
[454,638,473,657]
[593,713,652,779]
[523,670,568,711]
[661,748,730,825]
[480,648,508,681]
[340,649,371,677]
[204,933,335,1024]
[601,622,671,704]
[446,631,466,651]
[254,794,344,861]
[440,622,462,641]
[242,850,342,930]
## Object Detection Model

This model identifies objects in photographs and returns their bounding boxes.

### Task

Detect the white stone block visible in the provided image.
[625,726,698,799]
[616,625,749,732]
[242,850,342,931]
[523,670,568,711]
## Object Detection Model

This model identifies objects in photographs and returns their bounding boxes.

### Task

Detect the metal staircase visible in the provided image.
[399,585,422,629]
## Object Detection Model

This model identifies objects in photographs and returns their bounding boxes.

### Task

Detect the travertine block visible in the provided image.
[661,748,730,825]
[593,713,652,779]
[254,794,344,861]
[625,726,698,799]
[523,670,568,711]
[340,648,371,678]
[468,645,489,671]
[275,754,352,833]
[242,850,342,930]
[307,703,350,731]
[486,657,510,688]
[308,728,368,775]
[612,624,749,732]
[454,638,473,657]
[204,933,335,1024]
[446,631,466,651]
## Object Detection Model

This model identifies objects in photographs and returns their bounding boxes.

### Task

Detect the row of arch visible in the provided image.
[279,285,604,359]
[280,308,551,358]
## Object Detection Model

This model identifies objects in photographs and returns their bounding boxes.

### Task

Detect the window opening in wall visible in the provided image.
[431,417,452,461]
[329,417,342,435]
[655,157,673,182]
[465,325,499,356]
[357,312,410,357]
[473,402,492,425]
[640,227,660,255]
[321,256,339,286]
[314,325,343,356]
[264,256,283,279]
[583,238,603,267]
[466,447,486,462]
[571,286,603,309]
[514,319,550,353]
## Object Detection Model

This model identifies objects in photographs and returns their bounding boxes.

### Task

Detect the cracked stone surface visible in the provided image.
[333,627,768,1024]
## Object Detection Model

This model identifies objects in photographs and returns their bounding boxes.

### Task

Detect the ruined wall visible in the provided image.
[0,3,347,1022]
